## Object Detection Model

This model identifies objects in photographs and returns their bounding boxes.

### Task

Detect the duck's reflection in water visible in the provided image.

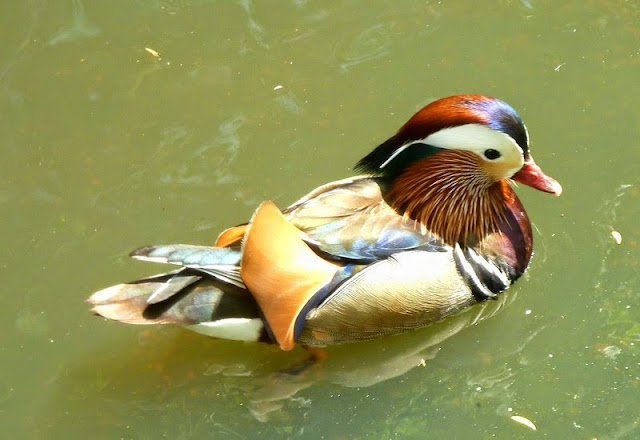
[63,290,516,427]
[245,290,516,421]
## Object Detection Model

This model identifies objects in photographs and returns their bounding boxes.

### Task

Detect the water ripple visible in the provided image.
[335,23,395,73]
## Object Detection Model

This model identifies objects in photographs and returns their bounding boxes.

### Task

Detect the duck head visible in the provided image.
[357,94,562,246]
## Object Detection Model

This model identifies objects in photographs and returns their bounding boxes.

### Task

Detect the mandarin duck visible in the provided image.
[88,95,562,351]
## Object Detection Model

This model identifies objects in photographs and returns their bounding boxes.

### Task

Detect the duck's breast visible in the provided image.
[298,249,477,345]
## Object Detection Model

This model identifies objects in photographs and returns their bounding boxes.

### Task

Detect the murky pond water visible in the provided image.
[2,0,639,438]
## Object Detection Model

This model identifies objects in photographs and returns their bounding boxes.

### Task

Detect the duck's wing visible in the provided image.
[128,244,245,293]
[283,176,446,262]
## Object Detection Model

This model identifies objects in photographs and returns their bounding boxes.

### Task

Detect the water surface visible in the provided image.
[2,0,639,438]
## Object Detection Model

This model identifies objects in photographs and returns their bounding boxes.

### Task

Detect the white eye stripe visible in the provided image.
[379,143,414,168]
[422,124,523,157]
[380,123,525,178]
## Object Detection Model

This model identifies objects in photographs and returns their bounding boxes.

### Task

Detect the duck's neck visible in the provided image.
[384,150,512,247]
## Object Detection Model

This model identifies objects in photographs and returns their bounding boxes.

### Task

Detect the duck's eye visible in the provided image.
[484,149,501,160]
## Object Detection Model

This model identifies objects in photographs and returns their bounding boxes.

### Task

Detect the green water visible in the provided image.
[2,0,639,438]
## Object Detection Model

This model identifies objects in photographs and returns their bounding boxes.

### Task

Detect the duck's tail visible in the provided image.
[87,245,267,342]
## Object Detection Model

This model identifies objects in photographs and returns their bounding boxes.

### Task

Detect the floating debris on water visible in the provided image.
[611,230,622,245]
[510,415,537,431]
[599,345,622,360]
[145,47,161,58]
